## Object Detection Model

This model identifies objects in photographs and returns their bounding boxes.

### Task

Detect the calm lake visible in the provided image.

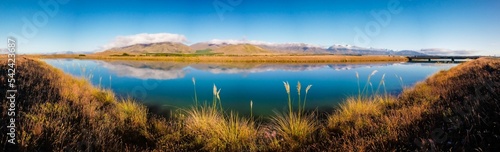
[43,59,457,116]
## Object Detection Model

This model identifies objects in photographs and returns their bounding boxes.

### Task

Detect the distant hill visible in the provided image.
[326,45,426,56]
[392,50,427,56]
[97,42,193,55]
[190,42,230,51]
[212,44,272,55]
[51,51,94,55]
[258,43,328,54]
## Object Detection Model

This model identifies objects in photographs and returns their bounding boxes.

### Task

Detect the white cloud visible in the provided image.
[0,48,7,54]
[100,61,187,80]
[101,33,187,51]
[207,39,273,45]
[206,39,323,48]
[420,48,477,56]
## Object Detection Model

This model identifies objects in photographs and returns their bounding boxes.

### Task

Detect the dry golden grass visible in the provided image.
[328,97,383,131]
[0,57,184,151]
[265,81,318,151]
[184,83,258,151]
[323,58,500,151]
[115,99,148,128]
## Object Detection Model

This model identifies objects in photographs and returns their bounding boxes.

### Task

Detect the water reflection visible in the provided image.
[44,59,458,116]
[97,60,406,80]
[100,61,188,80]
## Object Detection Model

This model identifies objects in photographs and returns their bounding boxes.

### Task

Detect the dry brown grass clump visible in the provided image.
[324,58,500,151]
[0,57,186,151]
[184,84,258,151]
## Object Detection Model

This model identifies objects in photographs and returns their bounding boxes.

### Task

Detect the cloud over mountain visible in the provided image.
[0,48,7,54]
[420,49,477,56]
[101,33,187,50]
[206,39,323,48]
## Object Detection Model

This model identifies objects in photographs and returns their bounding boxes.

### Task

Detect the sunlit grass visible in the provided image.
[268,81,316,150]
[115,99,148,128]
[328,97,382,130]
[92,88,116,106]
[184,84,258,151]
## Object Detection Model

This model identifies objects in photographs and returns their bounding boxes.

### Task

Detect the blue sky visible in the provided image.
[1,0,499,55]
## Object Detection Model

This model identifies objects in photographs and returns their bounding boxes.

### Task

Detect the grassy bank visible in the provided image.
[28,54,408,63]
[1,57,498,151]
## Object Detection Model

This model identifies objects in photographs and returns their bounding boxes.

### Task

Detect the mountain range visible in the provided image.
[95,42,427,56]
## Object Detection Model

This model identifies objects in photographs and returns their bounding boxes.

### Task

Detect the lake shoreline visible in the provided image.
[1,57,498,151]
[28,54,409,63]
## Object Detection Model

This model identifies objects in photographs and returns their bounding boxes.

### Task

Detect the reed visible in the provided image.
[250,100,253,119]
[192,77,198,107]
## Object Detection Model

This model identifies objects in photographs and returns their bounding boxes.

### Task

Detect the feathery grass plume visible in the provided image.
[382,79,388,102]
[356,71,361,101]
[217,88,222,111]
[271,81,316,149]
[370,70,378,76]
[395,74,405,89]
[297,81,302,114]
[369,82,373,95]
[376,73,386,94]
[109,75,112,88]
[362,70,378,96]
[192,77,198,107]
[250,100,253,119]
[303,85,312,114]
[99,76,102,88]
[212,84,223,111]
[283,81,292,116]
[213,84,217,110]
[213,84,217,96]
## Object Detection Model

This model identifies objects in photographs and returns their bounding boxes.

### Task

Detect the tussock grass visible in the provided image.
[266,81,317,150]
[269,111,317,149]
[115,99,148,128]
[92,88,116,106]
[184,84,258,151]
[329,97,382,130]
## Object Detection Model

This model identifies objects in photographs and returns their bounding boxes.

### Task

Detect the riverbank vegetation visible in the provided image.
[1,57,498,151]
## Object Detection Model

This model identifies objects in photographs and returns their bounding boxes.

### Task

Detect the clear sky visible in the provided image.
[1,0,499,55]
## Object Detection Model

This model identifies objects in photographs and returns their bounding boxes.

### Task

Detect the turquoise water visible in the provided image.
[43,59,457,116]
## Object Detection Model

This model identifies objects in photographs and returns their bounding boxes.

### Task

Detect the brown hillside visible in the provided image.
[97,42,193,55]
[212,44,272,55]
